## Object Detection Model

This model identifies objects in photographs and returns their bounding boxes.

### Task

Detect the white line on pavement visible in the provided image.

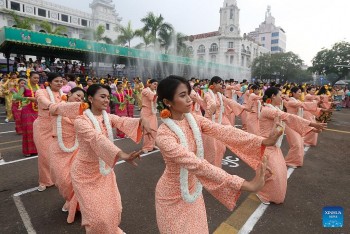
[11,149,159,233]
[0,130,16,134]
[13,196,37,234]
[238,147,310,233]
[1,156,38,166]
[0,122,15,125]
[0,137,131,166]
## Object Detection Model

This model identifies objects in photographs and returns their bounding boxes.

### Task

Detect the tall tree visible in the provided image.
[39,21,67,35]
[134,29,154,49]
[140,12,173,46]
[115,21,136,47]
[252,52,304,83]
[84,25,112,43]
[309,41,350,84]
[7,10,36,30]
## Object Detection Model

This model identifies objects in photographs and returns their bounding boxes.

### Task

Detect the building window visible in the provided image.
[241,56,244,66]
[61,14,69,22]
[106,23,110,30]
[10,2,21,11]
[210,43,218,52]
[230,56,234,64]
[187,46,194,55]
[197,45,205,53]
[228,42,234,48]
[38,8,46,17]
[261,37,265,41]
[262,44,265,47]
[271,39,279,44]
[211,55,217,63]
[230,9,234,19]
[271,46,280,52]
[81,19,87,26]
[272,32,279,37]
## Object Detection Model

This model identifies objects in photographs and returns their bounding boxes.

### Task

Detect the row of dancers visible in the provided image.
[4,73,329,233]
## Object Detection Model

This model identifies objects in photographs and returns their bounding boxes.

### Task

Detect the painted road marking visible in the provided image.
[0,130,16,134]
[215,147,310,234]
[0,122,15,124]
[12,150,160,233]
[0,140,22,145]
[1,137,131,165]
[325,128,350,134]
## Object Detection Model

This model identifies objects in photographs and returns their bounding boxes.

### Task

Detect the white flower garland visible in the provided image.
[162,113,204,203]
[47,86,79,152]
[208,89,224,124]
[84,109,114,176]
[148,87,157,114]
[265,104,285,148]
[257,100,262,119]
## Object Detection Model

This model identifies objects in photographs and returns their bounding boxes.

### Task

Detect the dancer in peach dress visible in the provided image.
[190,83,205,116]
[155,76,282,234]
[284,87,322,168]
[203,76,247,167]
[304,87,323,147]
[246,85,262,135]
[257,87,326,204]
[141,79,158,153]
[48,87,87,223]
[34,73,63,192]
[71,84,152,233]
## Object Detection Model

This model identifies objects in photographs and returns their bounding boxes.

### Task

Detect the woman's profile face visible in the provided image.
[88,88,110,111]
[169,83,192,114]
[68,90,85,103]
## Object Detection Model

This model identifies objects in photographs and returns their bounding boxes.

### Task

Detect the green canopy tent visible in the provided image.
[0,27,243,77]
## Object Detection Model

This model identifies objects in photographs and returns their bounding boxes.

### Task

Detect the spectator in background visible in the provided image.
[66,74,77,89]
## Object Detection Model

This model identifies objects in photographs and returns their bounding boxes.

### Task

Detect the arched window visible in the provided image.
[188,46,194,55]
[210,43,218,52]
[197,45,205,53]
[39,30,46,33]
[211,55,217,63]
[242,44,245,50]
[198,55,205,61]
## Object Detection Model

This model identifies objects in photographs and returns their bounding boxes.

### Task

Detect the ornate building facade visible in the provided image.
[184,0,269,81]
[0,0,121,40]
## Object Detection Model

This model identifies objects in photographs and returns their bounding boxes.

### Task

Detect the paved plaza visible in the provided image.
[0,107,349,234]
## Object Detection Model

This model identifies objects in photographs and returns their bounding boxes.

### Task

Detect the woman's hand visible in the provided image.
[140,118,156,139]
[262,123,284,146]
[117,150,142,166]
[310,122,327,131]
[241,156,268,192]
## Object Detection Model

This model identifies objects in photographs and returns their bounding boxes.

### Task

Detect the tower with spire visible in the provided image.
[219,0,240,36]
[89,0,122,39]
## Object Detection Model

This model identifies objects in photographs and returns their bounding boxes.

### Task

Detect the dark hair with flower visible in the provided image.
[156,75,191,119]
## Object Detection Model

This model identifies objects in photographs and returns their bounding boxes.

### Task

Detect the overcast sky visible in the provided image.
[54,0,350,65]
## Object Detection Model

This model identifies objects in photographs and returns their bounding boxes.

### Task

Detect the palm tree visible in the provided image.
[83,25,112,43]
[7,10,36,30]
[140,12,173,46]
[115,21,136,47]
[158,28,173,53]
[39,21,67,35]
[134,29,155,49]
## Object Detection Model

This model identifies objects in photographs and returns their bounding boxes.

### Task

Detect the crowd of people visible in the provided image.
[0,71,347,233]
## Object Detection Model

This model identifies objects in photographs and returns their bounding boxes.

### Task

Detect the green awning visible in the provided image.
[0,27,243,72]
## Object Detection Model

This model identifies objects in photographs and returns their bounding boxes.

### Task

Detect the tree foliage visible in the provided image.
[309,41,350,84]
[39,21,67,35]
[7,10,36,30]
[115,21,136,47]
[251,52,305,83]
[84,25,112,43]
[140,12,173,46]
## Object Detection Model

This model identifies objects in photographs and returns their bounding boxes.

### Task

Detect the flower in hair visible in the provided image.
[249,89,253,94]
[160,109,171,118]
[44,81,49,87]
[209,85,215,90]
[266,98,272,104]
[61,95,68,101]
